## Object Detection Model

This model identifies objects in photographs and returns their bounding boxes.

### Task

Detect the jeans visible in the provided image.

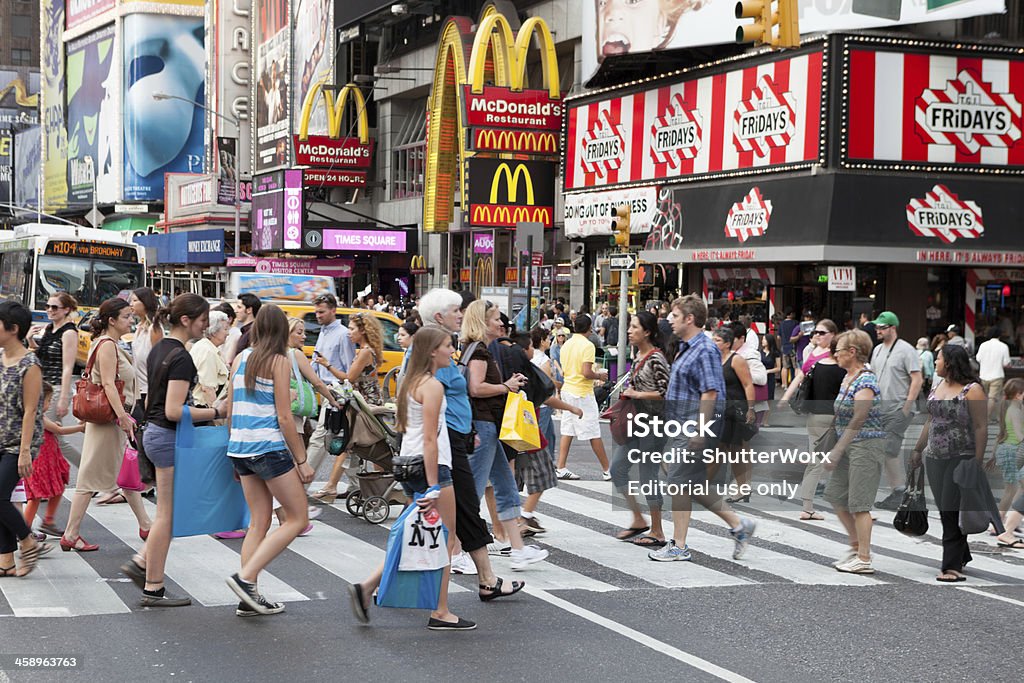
[469,420,521,521]
[0,452,30,553]
[926,455,973,573]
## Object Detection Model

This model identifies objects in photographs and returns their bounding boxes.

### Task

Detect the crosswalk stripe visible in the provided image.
[544,488,875,586]
[0,550,131,618]
[81,496,309,607]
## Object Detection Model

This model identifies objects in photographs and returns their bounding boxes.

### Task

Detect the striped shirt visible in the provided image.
[227,349,287,458]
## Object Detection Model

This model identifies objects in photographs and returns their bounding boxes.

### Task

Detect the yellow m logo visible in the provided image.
[468,14,560,99]
[297,82,369,142]
[489,163,534,205]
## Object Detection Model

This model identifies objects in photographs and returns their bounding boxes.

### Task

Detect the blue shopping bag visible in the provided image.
[172,406,250,537]
[376,495,447,610]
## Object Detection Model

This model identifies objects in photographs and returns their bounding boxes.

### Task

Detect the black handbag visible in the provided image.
[791,365,815,415]
[391,455,425,483]
[893,466,929,537]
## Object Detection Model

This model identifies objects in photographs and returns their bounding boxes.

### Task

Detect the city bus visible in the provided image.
[0,223,146,321]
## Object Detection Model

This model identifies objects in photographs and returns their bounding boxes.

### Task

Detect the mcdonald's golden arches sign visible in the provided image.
[294,83,374,170]
[410,255,428,275]
[467,158,555,228]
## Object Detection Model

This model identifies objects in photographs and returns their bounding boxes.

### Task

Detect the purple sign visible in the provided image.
[473,232,494,254]
[321,229,407,252]
[283,170,303,250]
[251,171,284,252]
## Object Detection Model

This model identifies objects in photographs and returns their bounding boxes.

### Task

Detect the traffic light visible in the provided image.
[611,204,631,249]
[637,263,654,286]
[735,0,800,49]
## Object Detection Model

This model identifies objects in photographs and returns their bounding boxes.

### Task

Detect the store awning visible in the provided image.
[134,228,226,267]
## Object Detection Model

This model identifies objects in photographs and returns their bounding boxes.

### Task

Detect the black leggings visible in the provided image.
[448,429,493,554]
[926,455,973,573]
[0,452,31,554]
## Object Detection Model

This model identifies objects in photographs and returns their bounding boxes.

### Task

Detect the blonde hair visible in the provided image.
[395,327,449,434]
[461,299,493,344]
[836,329,873,363]
[350,312,383,361]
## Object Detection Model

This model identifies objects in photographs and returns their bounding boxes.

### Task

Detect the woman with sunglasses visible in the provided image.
[28,293,81,470]
[780,319,842,520]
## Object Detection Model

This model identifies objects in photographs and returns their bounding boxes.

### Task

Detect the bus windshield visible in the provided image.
[36,255,144,308]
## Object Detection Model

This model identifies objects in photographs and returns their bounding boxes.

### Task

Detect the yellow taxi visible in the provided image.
[75,311,137,370]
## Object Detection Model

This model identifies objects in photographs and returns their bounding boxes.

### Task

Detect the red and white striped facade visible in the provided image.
[846,49,1024,168]
[565,51,823,191]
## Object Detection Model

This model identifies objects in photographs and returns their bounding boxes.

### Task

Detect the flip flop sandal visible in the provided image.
[478,576,525,602]
[348,584,370,624]
[799,511,825,521]
[614,526,650,541]
[17,543,42,577]
[96,493,127,505]
[0,565,15,578]
[936,573,967,583]
[631,535,667,548]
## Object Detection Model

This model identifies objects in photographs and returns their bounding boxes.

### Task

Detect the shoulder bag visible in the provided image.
[893,465,929,536]
[72,338,124,424]
[601,349,656,445]
[290,350,319,417]
[790,364,815,415]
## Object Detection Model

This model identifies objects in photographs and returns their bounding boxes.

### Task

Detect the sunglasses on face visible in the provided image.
[812,330,829,336]
[46,305,63,311]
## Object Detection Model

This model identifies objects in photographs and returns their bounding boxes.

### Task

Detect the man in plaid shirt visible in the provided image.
[649,295,758,563]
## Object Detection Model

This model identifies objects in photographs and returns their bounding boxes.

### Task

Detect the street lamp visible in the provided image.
[152,92,242,257]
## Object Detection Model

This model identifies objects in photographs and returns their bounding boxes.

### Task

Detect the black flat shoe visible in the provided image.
[726,494,751,504]
[478,576,525,602]
[427,616,477,631]
[348,584,370,624]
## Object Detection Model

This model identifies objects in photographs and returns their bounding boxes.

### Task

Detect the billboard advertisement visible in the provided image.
[582,0,1004,81]
[14,126,42,212]
[564,186,658,238]
[565,49,824,190]
[65,0,116,29]
[843,41,1024,172]
[251,171,285,251]
[0,131,11,208]
[254,0,290,172]
[66,25,117,206]
[208,0,252,179]
[42,0,68,211]
[293,0,333,138]
[123,13,205,201]
[0,70,40,127]
[467,158,557,228]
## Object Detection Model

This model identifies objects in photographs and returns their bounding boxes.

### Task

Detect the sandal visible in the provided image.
[936,572,966,583]
[311,490,338,505]
[0,565,15,577]
[96,492,127,505]
[17,541,42,577]
[996,539,1024,549]
[614,526,650,541]
[630,535,667,548]
[348,584,370,624]
[478,576,525,602]
[799,511,825,521]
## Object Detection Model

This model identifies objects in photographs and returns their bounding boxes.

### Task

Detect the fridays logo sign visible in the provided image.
[580,109,625,178]
[733,76,797,158]
[725,187,772,243]
[650,93,702,168]
[915,68,1022,155]
[906,184,984,244]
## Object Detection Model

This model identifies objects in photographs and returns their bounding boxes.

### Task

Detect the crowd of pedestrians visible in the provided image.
[0,284,1021,625]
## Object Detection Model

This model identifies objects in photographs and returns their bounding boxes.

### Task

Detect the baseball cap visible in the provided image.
[871,311,899,327]
[946,324,958,333]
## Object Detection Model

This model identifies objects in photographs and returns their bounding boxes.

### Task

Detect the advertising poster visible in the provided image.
[42,0,68,211]
[251,171,285,251]
[292,0,333,137]
[65,0,116,29]
[209,0,252,179]
[216,136,238,204]
[582,0,1004,81]
[0,70,40,127]
[254,0,290,172]
[234,273,335,300]
[0,130,11,208]
[66,25,117,206]
[123,13,206,201]
[14,126,42,212]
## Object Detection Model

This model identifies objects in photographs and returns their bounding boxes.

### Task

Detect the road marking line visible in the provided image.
[528,588,756,683]
[957,586,1024,608]
[0,547,130,618]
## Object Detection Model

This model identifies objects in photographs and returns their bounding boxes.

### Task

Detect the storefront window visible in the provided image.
[704,268,774,333]
[390,104,426,200]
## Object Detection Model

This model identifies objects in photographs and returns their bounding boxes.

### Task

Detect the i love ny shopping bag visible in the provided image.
[376,494,447,610]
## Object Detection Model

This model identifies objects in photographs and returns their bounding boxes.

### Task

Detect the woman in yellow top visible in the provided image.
[995,378,1024,524]
[190,311,231,409]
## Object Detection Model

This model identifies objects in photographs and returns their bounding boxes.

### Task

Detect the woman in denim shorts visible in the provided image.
[349,327,482,630]
[224,305,314,616]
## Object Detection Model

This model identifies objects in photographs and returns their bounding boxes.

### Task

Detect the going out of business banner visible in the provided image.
[42,0,68,211]
[122,13,206,201]
[14,126,42,212]
[254,0,290,173]
[293,0,333,138]
[582,0,1004,81]
[66,24,117,206]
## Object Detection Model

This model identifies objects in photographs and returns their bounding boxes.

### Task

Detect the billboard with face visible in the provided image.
[254,0,290,172]
[292,0,333,138]
[66,25,117,206]
[122,13,206,201]
[42,0,68,211]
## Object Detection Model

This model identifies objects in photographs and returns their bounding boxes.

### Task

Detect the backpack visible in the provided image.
[456,341,482,380]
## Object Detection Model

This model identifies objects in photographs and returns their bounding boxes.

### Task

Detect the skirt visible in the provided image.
[77,421,127,493]
[24,432,70,500]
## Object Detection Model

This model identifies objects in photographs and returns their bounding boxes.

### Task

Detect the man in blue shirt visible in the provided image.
[649,295,757,563]
[306,293,356,503]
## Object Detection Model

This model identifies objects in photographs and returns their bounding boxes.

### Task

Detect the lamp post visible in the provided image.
[152,93,242,257]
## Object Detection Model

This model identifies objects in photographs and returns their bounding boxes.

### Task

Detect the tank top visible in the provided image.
[227,349,287,458]
[722,353,748,409]
[354,349,382,406]
[132,320,157,397]
[926,383,977,459]
[400,391,451,469]
[1005,403,1023,446]
[36,321,76,385]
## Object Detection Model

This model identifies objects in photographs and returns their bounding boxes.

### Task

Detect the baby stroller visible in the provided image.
[334,388,404,524]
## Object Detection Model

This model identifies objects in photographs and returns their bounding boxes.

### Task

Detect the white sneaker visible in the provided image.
[307,506,323,521]
[556,468,581,480]
[450,552,478,576]
[510,544,549,570]
[835,556,875,574]
[487,542,512,556]
[602,470,612,481]
[832,548,858,568]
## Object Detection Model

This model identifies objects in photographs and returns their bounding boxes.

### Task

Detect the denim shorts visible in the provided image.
[400,464,453,497]
[142,423,177,469]
[231,450,296,481]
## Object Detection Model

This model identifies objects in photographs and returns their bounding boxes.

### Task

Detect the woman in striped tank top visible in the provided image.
[225,304,313,616]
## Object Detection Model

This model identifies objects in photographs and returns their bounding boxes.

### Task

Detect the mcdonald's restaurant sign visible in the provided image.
[467,158,555,228]
[463,88,562,131]
[467,129,559,155]
[294,83,374,169]
[410,255,428,275]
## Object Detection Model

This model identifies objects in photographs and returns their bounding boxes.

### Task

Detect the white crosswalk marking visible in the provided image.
[0,549,130,618]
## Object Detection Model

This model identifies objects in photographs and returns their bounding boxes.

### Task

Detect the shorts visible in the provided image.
[142,423,178,469]
[400,464,453,498]
[824,438,885,513]
[560,393,601,441]
[231,449,295,481]
[982,378,1005,401]
[995,442,1024,484]
[515,450,558,495]
[782,352,796,370]
[881,410,913,459]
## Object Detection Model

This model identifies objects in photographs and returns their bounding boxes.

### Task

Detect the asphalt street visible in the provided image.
[2,413,1023,683]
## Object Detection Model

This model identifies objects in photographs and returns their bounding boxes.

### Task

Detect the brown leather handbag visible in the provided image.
[72,338,124,424]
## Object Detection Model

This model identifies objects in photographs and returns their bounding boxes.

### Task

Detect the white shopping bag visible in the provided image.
[397,504,449,572]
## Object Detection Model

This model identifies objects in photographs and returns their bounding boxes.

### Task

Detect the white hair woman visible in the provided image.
[190,310,231,408]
